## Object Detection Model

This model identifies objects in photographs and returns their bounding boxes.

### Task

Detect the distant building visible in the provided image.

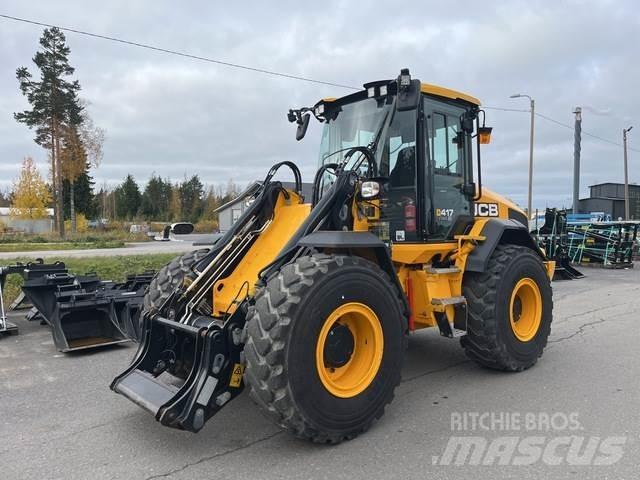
[216,182,313,233]
[0,207,55,234]
[578,183,640,220]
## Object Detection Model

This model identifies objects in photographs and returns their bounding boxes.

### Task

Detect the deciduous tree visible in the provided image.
[10,157,51,219]
[59,109,103,233]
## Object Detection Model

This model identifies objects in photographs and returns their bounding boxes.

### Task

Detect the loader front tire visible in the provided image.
[142,248,210,323]
[461,244,553,371]
[243,254,407,443]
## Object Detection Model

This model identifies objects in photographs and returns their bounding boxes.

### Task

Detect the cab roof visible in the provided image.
[322,82,481,107]
[420,83,481,106]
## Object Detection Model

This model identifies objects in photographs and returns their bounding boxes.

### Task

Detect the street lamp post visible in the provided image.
[623,126,633,220]
[510,94,535,218]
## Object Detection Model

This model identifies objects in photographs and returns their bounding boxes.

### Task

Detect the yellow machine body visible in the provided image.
[212,192,310,316]
[210,82,553,331]
[351,187,553,331]
[210,185,552,330]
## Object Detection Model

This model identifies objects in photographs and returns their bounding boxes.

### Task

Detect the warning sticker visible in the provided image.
[229,363,245,388]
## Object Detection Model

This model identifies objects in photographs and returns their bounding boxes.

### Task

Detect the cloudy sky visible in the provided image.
[1,0,638,211]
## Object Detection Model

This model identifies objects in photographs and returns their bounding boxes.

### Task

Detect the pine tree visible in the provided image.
[63,165,96,220]
[14,27,83,237]
[179,175,204,223]
[141,174,172,221]
[115,174,141,220]
[10,157,51,219]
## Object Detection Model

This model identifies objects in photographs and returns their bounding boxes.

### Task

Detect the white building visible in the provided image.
[0,207,55,234]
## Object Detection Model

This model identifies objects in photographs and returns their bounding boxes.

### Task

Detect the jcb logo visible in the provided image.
[475,203,499,217]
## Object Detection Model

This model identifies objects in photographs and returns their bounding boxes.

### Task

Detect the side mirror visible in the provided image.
[296,113,311,141]
[462,182,476,197]
[171,222,194,235]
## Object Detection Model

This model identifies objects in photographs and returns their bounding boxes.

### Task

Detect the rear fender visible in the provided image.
[465,219,544,273]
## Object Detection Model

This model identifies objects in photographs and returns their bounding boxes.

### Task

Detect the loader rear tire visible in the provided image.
[461,244,553,371]
[243,254,407,444]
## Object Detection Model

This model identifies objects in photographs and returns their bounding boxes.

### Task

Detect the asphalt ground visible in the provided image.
[0,267,638,479]
[0,234,219,260]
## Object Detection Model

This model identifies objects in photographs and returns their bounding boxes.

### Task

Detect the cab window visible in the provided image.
[431,112,462,175]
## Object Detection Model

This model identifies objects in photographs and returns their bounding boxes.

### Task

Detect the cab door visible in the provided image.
[423,99,472,239]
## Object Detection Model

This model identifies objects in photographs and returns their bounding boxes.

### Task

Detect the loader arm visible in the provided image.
[110,160,372,432]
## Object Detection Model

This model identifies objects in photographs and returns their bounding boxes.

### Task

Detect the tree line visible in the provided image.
[7,157,242,226]
[98,174,241,224]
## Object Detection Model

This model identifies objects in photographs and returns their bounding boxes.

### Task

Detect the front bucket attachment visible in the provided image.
[111,314,245,432]
[52,292,130,352]
[20,273,79,325]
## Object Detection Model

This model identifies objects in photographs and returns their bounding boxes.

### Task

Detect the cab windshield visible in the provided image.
[317,97,416,179]
[318,98,391,168]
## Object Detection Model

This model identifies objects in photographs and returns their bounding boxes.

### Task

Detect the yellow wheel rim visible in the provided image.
[315,302,383,398]
[509,278,543,342]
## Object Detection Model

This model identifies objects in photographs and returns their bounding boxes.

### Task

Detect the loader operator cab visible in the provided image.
[311,69,483,243]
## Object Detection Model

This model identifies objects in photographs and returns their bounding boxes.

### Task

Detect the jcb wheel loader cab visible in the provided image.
[243,254,407,443]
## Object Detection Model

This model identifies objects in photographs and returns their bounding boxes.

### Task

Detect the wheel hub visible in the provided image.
[315,302,384,398]
[509,277,542,342]
[512,296,523,322]
[323,323,355,368]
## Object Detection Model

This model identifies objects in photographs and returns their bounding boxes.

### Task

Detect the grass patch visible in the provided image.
[0,240,126,252]
[0,230,150,245]
[1,253,176,307]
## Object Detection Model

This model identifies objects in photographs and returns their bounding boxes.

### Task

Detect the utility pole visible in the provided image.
[623,126,633,220]
[510,94,535,217]
[573,107,582,214]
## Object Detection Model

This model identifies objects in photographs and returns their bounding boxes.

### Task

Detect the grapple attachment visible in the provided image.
[51,290,130,352]
[20,272,154,352]
[110,312,245,432]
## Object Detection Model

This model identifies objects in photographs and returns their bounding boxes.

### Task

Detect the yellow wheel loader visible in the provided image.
[111,69,554,443]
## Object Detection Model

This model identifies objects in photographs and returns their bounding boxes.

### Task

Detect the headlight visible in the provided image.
[361,181,380,199]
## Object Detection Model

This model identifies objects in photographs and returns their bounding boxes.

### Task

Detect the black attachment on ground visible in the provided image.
[19,270,155,352]
[533,208,585,280]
